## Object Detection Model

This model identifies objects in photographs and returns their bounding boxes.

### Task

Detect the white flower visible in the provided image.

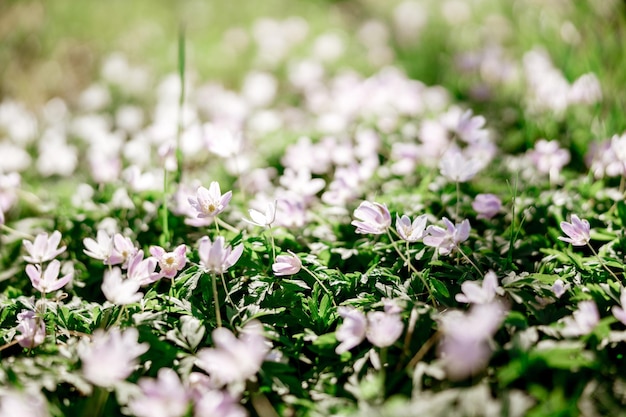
[561,301,599,337]
[25,260,73,293]
[101,267,143,305]
[83,230,114,262]
[244,201,276,228]
[272,251,302,276]
[423,217,470,255]
[80,327,149,388]
[335,307,367,354]
[128,368,190,417]
[195,320,269,385]
[15,310,46,349]
[188,182,232,219]
[365,310,403,348]
[455,271,500,304]
[439,148,481,182]
[395,214,427,242]
[23,231,66,264]
[198,236,243,274]
[0,389,50,417]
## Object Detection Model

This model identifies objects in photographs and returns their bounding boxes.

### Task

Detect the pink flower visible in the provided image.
[395,214,428,242]
[108,233,138,267]
[195,320,269,385]
[558,214,590,246]
[126,250,159,285]
[128,368,190,417]
[335,307,367,354]
[472,194,501,220]
[455,271,500,304]
[25,260,73,293]
[101,267,143,305]
[23,230,66,264]
[150,244,187,279]
[80,327,149,388]
[272,251,302,276]
[612,290,626,326]
[351,201,391,235]
[188,182,232,219]
[423,217,471,255]
[198,236,243,274]
[16,310,46,348]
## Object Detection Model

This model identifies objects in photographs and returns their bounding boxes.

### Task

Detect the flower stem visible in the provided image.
[406,331,441,370]
[0,224,35,240]
[300,265,337,307]
[211,273,222,328]
[386,231,436,306]
[456,246,483,277]
[268,225,276,263]
[216,217,240,234]
[220,272,234,305]
[587,242,621,281]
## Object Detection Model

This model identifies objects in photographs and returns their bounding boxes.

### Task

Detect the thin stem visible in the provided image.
[396,306,419,371]
[0,224,35,240]
[216,217,240,234]
[456,246,483,277]
[220,272,234,305]
[456,181,461,221]
[211,273,222,328]
[268,225,276,262]
[587,242,621,281]
[214,216,220,234]
[406,331,441,370]
[300,265,337,307]
[160,168,170,246]
[386,231,435,306]
[0,339,20,352]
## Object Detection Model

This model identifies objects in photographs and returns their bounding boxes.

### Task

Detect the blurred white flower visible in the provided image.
[0,389,50,417]
[80,327,149,388]
[128,368,190,417]
[16,310,46,348]
[335,307,367,354]
[561,301,599,337]
[101,267,143,305]
[23,231,66,264]
[244,201,276,228]
[455,271,500,304]
[196,320,269,386]
[438,302,505,380]
[472,194,502,220]
[365,310,403,348]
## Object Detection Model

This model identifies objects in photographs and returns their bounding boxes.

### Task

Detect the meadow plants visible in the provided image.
[1,1,626,416]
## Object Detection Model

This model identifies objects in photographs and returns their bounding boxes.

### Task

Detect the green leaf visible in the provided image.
[430,278,450,298]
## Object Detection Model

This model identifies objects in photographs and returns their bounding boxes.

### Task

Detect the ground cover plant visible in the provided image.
[2,0,626,416]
